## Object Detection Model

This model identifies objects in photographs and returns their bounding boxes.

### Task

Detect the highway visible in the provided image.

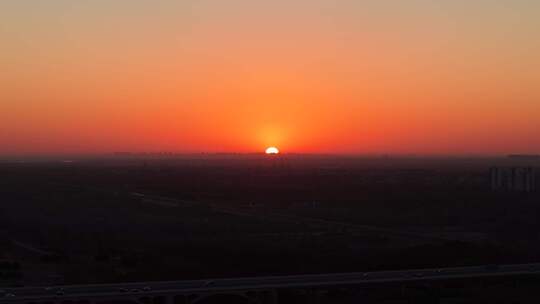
[3,263,540,300]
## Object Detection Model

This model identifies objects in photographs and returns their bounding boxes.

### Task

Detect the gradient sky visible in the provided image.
[1,0,539,155]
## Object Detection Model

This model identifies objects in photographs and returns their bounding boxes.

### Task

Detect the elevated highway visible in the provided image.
[3,263,540,303]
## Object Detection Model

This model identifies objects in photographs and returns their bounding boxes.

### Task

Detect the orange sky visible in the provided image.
[1,1,539,155]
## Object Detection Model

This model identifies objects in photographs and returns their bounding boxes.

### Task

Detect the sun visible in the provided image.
[265,147,280,154]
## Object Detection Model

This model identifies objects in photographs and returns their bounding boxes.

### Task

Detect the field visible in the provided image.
[1,155,539,286]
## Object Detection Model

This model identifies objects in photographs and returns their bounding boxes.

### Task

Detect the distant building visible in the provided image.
[113,152,133,156]
[490,167,537,192]
[508,154,540,160]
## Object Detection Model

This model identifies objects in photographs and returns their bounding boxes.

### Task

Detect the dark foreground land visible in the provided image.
[0,154,539,286]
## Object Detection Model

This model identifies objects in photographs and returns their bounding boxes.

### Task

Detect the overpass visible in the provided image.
[3,263,540,303]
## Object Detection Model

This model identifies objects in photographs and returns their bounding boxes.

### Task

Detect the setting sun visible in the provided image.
[265,147,280,154]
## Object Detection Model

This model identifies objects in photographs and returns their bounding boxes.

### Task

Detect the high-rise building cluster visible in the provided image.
[490,167,537,192]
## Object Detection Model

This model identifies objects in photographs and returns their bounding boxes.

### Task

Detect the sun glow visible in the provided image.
[265,147,279,154]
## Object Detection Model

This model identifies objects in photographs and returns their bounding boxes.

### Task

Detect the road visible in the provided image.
[0,231,54,256]
[129,192,459,243]
[3,263,540,300]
